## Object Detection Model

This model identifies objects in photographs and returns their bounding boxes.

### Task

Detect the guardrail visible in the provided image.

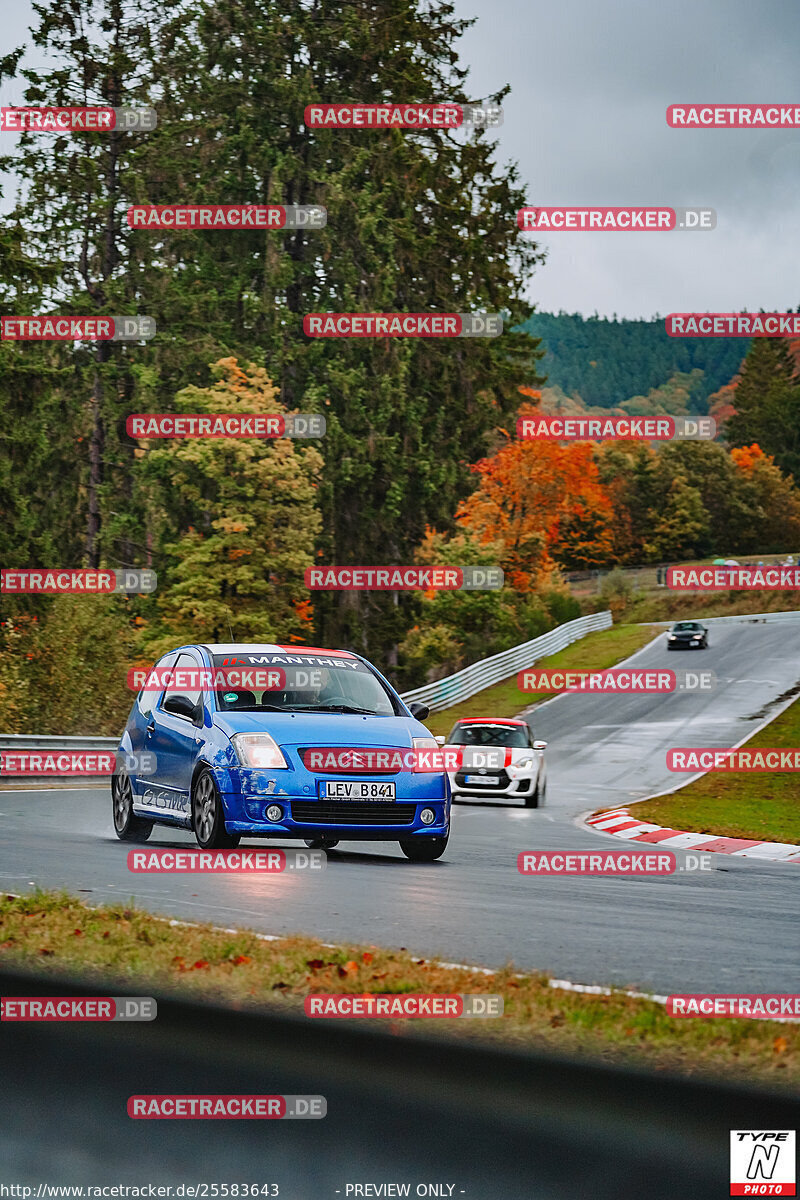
[401,610,613,712]
[1,964,797,1195]
[0,613,614,754]
[642,609,800,627]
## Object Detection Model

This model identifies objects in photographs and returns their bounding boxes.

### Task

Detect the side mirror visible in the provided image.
[435,735,446,746]
[163,693,200,721]
[532,740,548,751]
[408,701,430,720]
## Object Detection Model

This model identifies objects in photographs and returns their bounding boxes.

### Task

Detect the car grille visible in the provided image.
[454,770,510,789]
[290,801,416,825]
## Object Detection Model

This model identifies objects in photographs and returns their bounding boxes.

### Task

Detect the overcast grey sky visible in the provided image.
[3,0,799,318]
[453,0,800,316]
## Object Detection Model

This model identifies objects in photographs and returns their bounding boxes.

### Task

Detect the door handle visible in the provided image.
[146,720,155,736]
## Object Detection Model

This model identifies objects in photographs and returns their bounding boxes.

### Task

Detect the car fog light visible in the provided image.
[420,807,435,825]
[266,804,283,822]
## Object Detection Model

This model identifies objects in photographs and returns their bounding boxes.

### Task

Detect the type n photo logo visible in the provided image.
[730,1131,796,1196]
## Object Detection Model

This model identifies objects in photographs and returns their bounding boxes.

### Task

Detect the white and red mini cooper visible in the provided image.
[437,718,547,807]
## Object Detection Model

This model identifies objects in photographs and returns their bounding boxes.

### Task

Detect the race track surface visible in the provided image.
[1,619,798,994]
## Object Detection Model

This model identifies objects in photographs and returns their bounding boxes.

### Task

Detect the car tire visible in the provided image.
[112,772,154,842]
[304,837,339,850]
[525,773,546,808]
[399,834,449,862]
[192,768,241,850]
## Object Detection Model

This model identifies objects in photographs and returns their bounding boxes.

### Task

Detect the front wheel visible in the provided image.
[112,772,154,842]
[192,768,241,850]
[399,834,449,862]
[524,779,540,809]
[304,837,339,850]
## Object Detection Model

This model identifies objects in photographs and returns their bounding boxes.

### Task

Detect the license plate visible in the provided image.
[464,775,497,785]
[320,780,396,800]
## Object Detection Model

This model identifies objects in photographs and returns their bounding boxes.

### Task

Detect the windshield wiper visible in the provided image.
[298,703,379,715]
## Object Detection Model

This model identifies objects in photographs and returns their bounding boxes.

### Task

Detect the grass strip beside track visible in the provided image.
[633,695,800,844]
[0,891,797,1087]
[425,623,657,737]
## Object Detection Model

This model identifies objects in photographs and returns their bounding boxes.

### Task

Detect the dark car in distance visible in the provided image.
[667,621,709,650]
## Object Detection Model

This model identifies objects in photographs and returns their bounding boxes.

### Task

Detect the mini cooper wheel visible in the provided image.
[304,837,340,850]
[192,768,240,850]
[112,772,154,842]
[399,834,449,862]
[524,782,540,809]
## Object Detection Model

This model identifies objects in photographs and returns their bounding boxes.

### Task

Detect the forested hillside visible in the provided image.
[523,311,748,412]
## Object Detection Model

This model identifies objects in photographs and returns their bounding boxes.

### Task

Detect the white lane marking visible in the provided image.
[731,842,800,860]
[590,816,640,829]
[549,978,668,1004]
[606,823,664,839]
[650,832,721,848]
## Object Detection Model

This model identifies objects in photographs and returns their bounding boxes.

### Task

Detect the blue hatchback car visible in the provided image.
[113,643,450,860]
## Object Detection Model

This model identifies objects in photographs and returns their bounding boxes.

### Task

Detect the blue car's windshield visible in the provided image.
[211,653,399,716]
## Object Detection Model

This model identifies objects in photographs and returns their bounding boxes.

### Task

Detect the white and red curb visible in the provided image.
[584,809,800,864]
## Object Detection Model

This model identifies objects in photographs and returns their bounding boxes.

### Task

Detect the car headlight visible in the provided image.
[668,634,677,640]
[231,733,288,770]
[691,637,700,643]
[515,756,535,770]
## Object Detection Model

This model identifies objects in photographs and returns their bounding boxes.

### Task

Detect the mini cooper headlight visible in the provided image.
[231,732,288,770]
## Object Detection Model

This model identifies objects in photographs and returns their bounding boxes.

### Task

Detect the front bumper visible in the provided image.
[449,769,535,801]
[224,795,449,839]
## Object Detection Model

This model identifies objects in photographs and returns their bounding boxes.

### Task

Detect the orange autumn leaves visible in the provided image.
[456,397,615,586]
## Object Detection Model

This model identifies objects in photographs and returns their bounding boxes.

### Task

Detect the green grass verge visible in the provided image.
[0,891,797,1086]
[425,623,657,737]
[634,695,800,844]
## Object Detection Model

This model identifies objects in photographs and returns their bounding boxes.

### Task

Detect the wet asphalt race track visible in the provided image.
[1,618,798,995]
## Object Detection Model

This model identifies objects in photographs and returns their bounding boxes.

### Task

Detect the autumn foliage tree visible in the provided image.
[455,402,616,583]
[135,358,322,653]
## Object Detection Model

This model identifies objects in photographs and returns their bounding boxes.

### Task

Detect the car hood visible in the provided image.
[212,711,426,747]
[671,630,702,638]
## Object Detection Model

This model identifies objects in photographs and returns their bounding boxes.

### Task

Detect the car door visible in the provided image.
[128,651,176,799]
[140,650,204,821]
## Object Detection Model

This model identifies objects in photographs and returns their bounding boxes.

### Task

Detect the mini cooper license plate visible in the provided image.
[320,780,396,800]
